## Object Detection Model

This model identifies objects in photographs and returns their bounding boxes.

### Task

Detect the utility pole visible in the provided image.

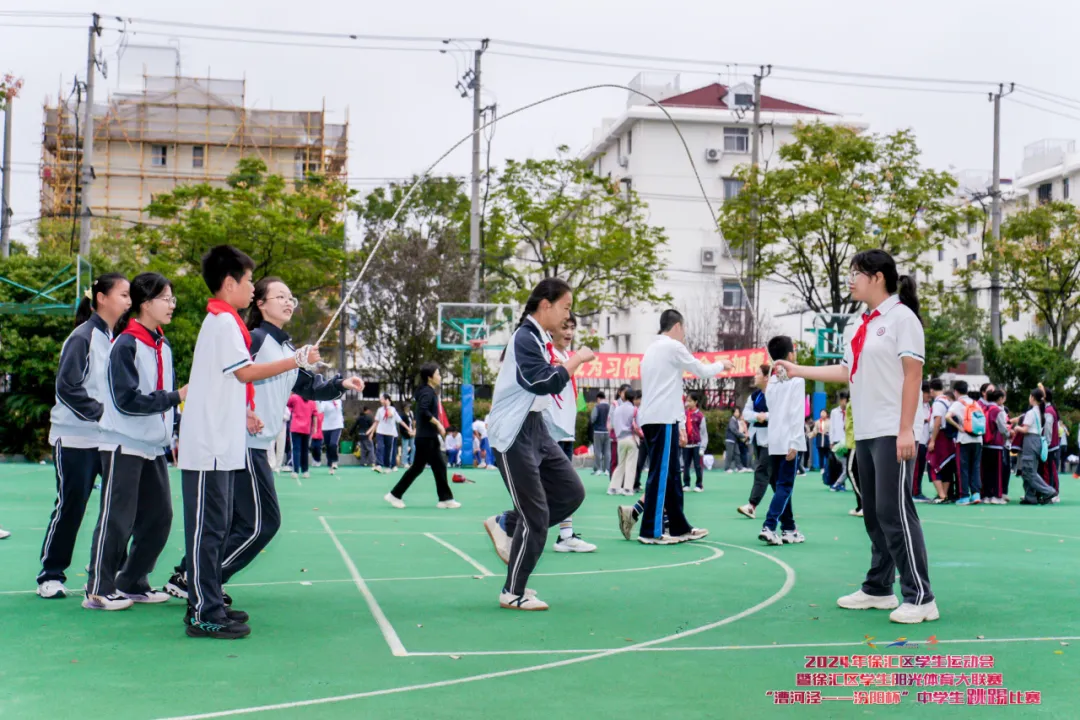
[988,82,1014,346]
[78,13,101,257]
[0,95,12,258]
[467,40,488,302]
[746,64,771,345]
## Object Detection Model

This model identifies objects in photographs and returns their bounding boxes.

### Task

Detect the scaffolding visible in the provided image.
[41,74,349,224]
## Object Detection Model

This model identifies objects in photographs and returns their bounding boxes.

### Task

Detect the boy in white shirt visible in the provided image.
[176,246,319,639]
[472,417,491,468]
[758,336,807,546]
[828,391,850,490]
[445,428,463,466]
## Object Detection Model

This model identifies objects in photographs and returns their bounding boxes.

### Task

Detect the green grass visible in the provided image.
[1,463,1077,719]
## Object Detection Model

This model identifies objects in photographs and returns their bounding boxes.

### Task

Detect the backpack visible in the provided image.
[963,402,987,436]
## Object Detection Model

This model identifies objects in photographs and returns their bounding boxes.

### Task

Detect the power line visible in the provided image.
[100,26,453,54]
[114,15,480,44]
[1005,97,1080,124]
[1014,86,1080,112]
[768,75,988,96]
[1015,85,1080,110]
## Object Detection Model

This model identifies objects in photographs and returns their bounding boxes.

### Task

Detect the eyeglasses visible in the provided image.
[847,271,873,284]
[269,295,300,309]
[155,296,178,308]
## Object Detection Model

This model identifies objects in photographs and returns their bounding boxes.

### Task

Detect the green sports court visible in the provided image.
[1,462,1076,719]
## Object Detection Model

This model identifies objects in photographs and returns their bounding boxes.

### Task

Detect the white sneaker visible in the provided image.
[620,488,635,496]
[0,527,9,539]
[606,488,618,495]
[617,505,637,541]
[693,486,704,493]
[638,534,681,545]
[37,580,67,599]
[82,593,134,611]
[384,493,406,509]
[849,508,864,517]
[302,472,311,479]
[500,591,549,611]
[484,515,511,565]
[1051,496,1061,504]
[329,467,336,476]
[890,600,940,624]
[837,590,900,610]
[737,503,756,519]
[118,589,171,604]
[436,499,461,509]
[478,463,488,470]
[291,472,299,480]
[781,530,806,544]
[554,534,597,552]
[678,527,709,542]
[758,528,782,546]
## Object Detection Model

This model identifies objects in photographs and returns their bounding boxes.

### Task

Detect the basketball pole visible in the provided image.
[461,347,475,467]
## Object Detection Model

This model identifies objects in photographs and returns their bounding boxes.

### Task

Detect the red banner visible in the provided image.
[572,347,768,381]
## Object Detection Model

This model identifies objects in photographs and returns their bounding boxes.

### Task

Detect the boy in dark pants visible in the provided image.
[738,363,772,519]
[176,246,319,639]
[758,336,807,546]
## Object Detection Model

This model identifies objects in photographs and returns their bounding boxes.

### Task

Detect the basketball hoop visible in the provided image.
[468,338,488,351]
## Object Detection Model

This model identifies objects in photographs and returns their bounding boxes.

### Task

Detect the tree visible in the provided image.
[920,281,986,378]
[352,177,474,398]
[981,335,1078,410]
[719,123,964,335]
[483,146,671,317]
[966,201,1080,355]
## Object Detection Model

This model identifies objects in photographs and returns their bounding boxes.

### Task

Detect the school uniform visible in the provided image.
[487,317,584,597]
[981,404,1009,500]
[318,398,346,467]
[374,406,404,469]
[288,395,318,472]
[927,395,957,488]
[389,384,453,502]
[843,295,933,607]
[637,334,727,540]
[609,400,639,493]
[177,307,256,626]
[743,390,772,507]
[815,418,831,485]
[762,371,806,534]
[310,410,325,464]
[1019,408,1057,503]
[544,345,580,462]
[84,321,181,598]
[1039,404,1061,492]
[947,397,983,500]
[913,400,931,496]
[683,408,705,489]
[39,314,113,586]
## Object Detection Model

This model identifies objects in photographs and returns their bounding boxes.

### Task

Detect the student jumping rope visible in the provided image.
[383,362,459,509]
[483,278,595,610]
[174,246,320,639]
[163,277,361,606]
[737,363,772,519]
[486,313,596,564]
[757,336,806,546]
[85,272,186,610]
[37,274,131,599]
[776,249,938,624]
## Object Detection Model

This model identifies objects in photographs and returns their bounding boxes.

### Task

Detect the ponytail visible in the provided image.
[74,272,127,328]
[1032,388,1047,430]
[499,276,573,361]
[897,275,921,321]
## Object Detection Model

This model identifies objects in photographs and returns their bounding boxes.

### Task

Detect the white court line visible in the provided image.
[318,516,406,657]
[423,533,495,577]
[153,542,796,720]
[923,518,1080,541]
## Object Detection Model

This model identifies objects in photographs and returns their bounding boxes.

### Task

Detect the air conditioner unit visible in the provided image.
[700,247,720,268]
[618,155,629,168]
[704,148,722,163]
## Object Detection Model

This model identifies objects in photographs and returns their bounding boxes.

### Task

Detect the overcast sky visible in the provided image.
[3,0,1079,244]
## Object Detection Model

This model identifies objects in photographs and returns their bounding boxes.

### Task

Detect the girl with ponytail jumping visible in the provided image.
[36,273,130,600]
[86,272,186,610]
[484,278,596,611]
[776,249,938,625]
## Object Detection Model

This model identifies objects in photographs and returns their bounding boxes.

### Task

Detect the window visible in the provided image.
[192,145,205,169]
[723,178,744,202]
[722,279,743,308]
[967,253,977,267]
[723,127,750,153]
[616,138,622,158]
[596,156,602,175]
[966,216,976,235]
[1065,177,1071,200]
[294,150,321,178]
[1012,306,1020,322]
[937,248,944,261]
[733,93,753,107]
[151,144,167,168]
[951,258,958,271]
[1038,183,1052,204]
[627,129,633,155]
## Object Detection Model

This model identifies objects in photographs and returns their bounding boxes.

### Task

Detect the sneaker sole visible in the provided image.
[737,507,756,519]
[837,599,900,611]
[499,602,548,611]
[553,544,595,553]
[890,610,940,624]
[37,590,67,599]
[185,627,251,639]
[81,599,134,611]
[617,507,635,541]
[484,520,510,566]
[164,583,188,601]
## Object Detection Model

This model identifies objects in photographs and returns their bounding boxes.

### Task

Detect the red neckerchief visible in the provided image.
[122,320,165,391]
[207,298,255,410]
[848,308,881,380]
[545,342,578,408]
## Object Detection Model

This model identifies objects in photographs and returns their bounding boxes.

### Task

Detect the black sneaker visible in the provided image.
[186,605,249,625]
[166,572,233,606]
[185,617,250,639]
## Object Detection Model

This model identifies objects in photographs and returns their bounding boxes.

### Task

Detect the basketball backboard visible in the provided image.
[437,303,515,352]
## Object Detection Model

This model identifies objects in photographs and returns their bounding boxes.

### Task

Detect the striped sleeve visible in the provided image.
[895,313,925,363]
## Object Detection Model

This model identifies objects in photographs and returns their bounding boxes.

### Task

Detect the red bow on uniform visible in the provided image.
[848,309,881,381]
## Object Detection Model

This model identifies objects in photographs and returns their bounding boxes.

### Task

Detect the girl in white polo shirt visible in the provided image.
[777,249,938,625]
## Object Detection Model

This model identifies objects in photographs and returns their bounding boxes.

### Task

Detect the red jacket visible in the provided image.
[287,394,318,435]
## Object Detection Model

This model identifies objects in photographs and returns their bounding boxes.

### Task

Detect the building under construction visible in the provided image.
[40,75,349,224]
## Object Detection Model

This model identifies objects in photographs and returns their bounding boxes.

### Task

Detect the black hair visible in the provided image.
[381,393,392,402]
[851,248,920,321]
[687,392,700,406]
[921,381,931,393]
[1032,388,1047,429]
[952,379,969,395]
[246,276,285,331]
[596,391,606,400]
[362,406,372,414]
[74,272,127,328]
[201,245,255,294]
[767,335,794,362]
[616,383,631,401]
[501,277,573,360]
[987,389,1005,403]
[838,389,850,400]
[624,389,637,402]
[566,311,577,328]
[979,383,993,397]
[929,378,944,392]
[419,361,439,385]
[1044,387,1055,404]
[659,309,684,333]
[968,391,981,402]
[116,272,172,333]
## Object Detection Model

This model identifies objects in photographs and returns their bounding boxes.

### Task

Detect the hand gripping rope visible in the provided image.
[313,83,758,355]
